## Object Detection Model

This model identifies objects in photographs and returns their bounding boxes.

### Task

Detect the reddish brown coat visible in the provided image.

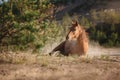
[50,21,88,56]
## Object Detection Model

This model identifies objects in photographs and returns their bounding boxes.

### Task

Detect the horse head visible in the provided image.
[66,21,83,41]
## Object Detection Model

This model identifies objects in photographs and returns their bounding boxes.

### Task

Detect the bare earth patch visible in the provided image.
[0,52,120,80]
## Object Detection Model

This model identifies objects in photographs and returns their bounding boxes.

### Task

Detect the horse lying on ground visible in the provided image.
[49,21,88,56]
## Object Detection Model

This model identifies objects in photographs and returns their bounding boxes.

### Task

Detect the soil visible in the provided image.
[0,55,120,80]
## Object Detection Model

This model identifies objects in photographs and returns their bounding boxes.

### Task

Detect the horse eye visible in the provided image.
[69,27,75,31]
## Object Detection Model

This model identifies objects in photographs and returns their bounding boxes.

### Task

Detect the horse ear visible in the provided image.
[72,20,78,27]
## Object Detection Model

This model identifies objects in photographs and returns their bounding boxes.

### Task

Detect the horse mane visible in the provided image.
[78,26,88,41]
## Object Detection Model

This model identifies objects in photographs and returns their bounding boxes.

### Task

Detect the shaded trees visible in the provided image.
[0,0,56,50]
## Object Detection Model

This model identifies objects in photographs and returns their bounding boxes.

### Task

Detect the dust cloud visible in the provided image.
[40,41,120,57]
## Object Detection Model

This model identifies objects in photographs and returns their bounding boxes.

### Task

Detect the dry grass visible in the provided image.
[0,51,120,80]
[0,51,37,64]
[0,51,93,65]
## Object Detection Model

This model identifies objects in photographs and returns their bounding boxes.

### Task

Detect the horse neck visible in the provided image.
[78,29,87,41]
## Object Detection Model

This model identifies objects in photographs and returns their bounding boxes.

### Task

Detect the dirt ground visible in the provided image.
[0,54,120,80]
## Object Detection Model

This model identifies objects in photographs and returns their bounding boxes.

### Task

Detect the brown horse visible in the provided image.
[49,21,88,56]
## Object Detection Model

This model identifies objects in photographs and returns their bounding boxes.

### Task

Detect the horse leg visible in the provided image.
[49,41,66,55]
